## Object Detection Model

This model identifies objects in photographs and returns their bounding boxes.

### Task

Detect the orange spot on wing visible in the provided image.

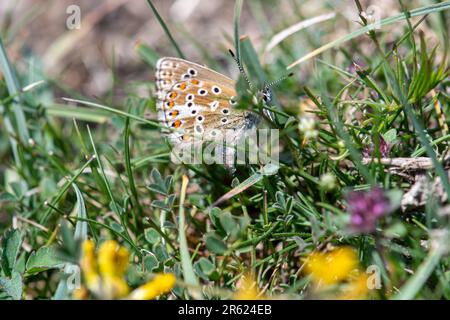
[179,82,187,90]
[172,120,182,128]
[190,79,199,85]
[169,92,178,99]
[167,101,175,108]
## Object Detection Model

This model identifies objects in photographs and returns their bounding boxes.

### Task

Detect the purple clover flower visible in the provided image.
[362,135,391,158]
[346,187,391,233]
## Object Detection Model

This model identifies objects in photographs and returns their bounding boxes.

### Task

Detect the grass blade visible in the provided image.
[212,172,263,207]
[146,0,185,59]
[265,12,336,52]
[62,97,162,129]
[178,175,200,294]
[392,231,449,299]
[0,37,30,143]
[72,183,88,242]
[233,0,243,62]
[287,1,450,68]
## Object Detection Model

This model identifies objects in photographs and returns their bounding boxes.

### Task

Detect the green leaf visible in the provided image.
[144,228,161,245]
[204,232,228,255]
[208,207,222,229]
[148,168,171,195]
[151,199,172,211]
[143,254,159,272]
[153,243,169,263]
[109,221,124,234]
[1,229,22,277]
[219,212,239,238]
[72,183,88,242]
[382,129,397,144]
[384,222,408,238]
[25,246,66,275]
[0,272,22,300]
[194,257,217,281]
[0,192,16,202]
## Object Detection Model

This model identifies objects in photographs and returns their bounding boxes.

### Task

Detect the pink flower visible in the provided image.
[346,187,391,233]
[362,135,391,158]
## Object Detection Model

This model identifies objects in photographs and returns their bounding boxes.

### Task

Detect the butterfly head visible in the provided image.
[228,49,293,107]
[257,86,273,104]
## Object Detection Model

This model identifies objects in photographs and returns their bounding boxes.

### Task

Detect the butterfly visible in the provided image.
[155,51,291,166]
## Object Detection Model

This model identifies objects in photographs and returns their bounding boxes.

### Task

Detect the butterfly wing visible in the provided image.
[155,57,246,144]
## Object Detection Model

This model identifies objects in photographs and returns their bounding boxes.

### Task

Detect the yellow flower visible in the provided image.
[234,274,262,300]
[80,240,100,292]
[97,240,130,299]
[72,286,89,300]
[304,247,358,286]
[78,240,176,300]
[128,273,176,300]
[339,273,369,300]
[98,240,129,278]
[79,239,130,299]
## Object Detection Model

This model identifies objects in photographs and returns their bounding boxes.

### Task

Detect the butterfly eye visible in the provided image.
[263,90,272,103]
[198,89,208,96]
[212,86,222,95]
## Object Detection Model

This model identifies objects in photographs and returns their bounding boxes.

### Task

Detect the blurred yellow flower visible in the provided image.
[339,273,369,300]
[97,240,130,298]
[304,246,358,286]
[128,273,176,300]
[98,240,130,278]
[234,274,262,300]
[77,239,176,300]
[80,240,100,294]
[72,286,89,300]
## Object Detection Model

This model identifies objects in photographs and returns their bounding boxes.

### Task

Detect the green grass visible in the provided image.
[1,0,450,300]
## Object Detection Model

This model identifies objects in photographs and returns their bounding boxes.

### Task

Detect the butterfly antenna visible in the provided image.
[229,49,254,90]
[265,72,294,89]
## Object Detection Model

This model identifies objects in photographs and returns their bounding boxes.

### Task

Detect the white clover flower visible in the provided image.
[298,117,318,139]
[320,173,337,191]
